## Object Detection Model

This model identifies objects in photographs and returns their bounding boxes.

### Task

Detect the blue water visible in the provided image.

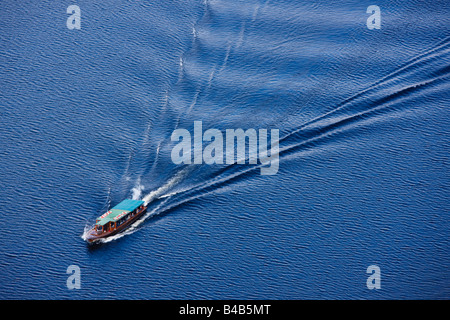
[0,0,449,299]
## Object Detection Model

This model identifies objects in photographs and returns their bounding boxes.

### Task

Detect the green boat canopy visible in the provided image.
[96,199,144,226]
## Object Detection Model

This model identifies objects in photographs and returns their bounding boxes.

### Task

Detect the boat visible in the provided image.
[85,199,147,243]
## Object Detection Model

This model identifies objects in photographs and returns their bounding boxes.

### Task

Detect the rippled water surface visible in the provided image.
[0,0,449,299]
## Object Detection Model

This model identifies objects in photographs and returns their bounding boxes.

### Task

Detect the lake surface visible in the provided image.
[0,0,449,299]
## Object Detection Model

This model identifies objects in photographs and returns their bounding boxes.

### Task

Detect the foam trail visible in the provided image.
[141,167,191,205]
[131,176,144,200]
[81,224,93,242]
[93,66,448,245]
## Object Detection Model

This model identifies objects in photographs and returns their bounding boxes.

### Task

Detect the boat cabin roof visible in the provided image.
[96,199,144,226]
